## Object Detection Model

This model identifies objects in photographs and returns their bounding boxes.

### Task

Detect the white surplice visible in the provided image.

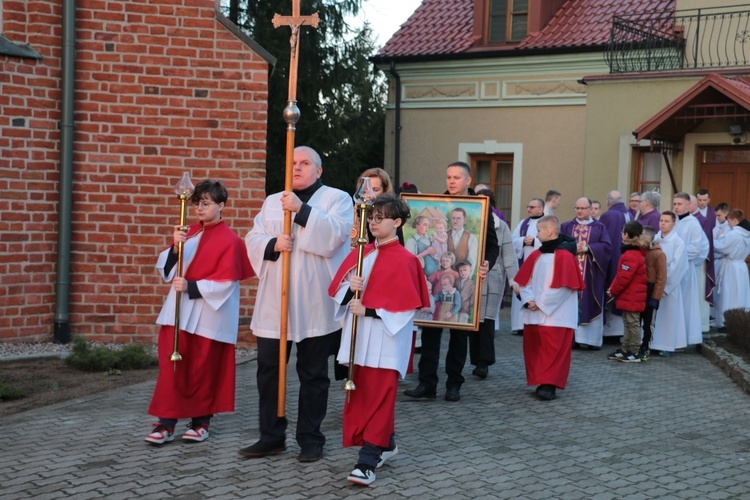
[651,230,688,352]
[713,225,750,328]
[510,218,541,331]
[332,250,415,379]
[155,233,241,344]
[674,215,709,345]
[245,186,353,341]
[518,254,578,329]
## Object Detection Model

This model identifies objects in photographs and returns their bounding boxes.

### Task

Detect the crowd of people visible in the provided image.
[141,148,750,487]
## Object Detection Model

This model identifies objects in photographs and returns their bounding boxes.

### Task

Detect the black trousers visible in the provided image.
[640,282,656,348]
[418,319,494,391]
[469,318,496,367]
[256,334,334,447]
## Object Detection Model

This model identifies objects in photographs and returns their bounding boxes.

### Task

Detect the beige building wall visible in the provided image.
[582,77,703,204]
[381,53,607,226]
[385,105,585,225]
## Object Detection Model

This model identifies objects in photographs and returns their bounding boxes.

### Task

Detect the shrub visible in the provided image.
[0,379,25,401]
[725,308,750,355]
[64,336,157,372]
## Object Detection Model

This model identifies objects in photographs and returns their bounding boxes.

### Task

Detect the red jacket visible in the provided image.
[608,246,647,312]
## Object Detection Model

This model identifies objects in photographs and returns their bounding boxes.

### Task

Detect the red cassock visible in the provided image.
[149,220,253,419]
[515,248,584,389]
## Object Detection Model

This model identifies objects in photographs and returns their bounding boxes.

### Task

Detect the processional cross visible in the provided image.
[273,1,319,418]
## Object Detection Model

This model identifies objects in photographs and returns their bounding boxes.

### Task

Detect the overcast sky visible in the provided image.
[351,0,422,48]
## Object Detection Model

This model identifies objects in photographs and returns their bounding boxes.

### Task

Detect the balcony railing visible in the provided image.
[606,5,750,74]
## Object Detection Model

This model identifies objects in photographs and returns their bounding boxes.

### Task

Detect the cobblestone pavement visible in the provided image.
[3,312,750,499]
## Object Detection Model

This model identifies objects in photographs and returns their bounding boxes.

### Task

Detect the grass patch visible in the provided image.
[64,336,157,372]
[0,379,25,401]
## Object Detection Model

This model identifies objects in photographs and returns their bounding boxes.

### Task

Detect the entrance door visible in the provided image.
[698,146,750,269]
[698,147,750,215]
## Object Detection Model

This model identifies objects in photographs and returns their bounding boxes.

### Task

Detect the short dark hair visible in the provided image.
[715,202,730,212]
[447,161,471,177]
[674,192,690,202]
[697,189,710,197]
[192,179,228,204]
[456,260,471,270]
[372,193,410,223]
[623,220,643,239]
[661,210,676,221]
[452,207,467,218]
[545,189,561,201]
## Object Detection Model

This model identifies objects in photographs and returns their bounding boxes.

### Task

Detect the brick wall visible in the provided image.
[0,0,269,345]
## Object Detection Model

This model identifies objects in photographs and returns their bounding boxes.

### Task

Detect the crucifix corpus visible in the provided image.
[273,1,319,418]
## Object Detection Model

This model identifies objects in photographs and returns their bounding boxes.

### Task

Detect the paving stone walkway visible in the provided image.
[3,311,750,499]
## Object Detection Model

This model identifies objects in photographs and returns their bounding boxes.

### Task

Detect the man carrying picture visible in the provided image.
[404,162,499,402]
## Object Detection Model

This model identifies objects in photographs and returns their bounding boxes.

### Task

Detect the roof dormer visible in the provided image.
[472,0,566,47]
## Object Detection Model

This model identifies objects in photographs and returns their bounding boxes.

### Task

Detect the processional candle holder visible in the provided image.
[171,172,195,366]
[343,177,376,397]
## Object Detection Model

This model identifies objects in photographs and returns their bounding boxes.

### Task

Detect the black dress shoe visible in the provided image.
[444,387,460,402]
[536,385,556,401]
[403,385,436,399]
[239,439,286,458]
[298,443,323,462]
[472,364,488,379]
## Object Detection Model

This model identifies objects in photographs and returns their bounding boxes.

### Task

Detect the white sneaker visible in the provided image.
[183,424,209,442]
[347,465,376,486]
[145,424,174,445]
[376,445,399,468]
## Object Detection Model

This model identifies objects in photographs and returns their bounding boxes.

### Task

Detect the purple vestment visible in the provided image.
[560,219,612,324]
[599,202,628,288]
[694,211,716,304]
[636,208,661,232]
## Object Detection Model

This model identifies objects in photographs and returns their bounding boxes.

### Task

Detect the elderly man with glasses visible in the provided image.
[561,198,612,349]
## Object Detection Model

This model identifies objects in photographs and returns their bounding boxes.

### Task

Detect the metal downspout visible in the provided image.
[54,0,75,343]
[388,61,401,187]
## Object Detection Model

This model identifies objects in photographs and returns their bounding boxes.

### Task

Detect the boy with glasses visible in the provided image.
[329,194,430,485]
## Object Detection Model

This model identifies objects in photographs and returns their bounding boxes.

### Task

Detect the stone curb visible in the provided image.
[0,352,69,362]
[700,337,750,395]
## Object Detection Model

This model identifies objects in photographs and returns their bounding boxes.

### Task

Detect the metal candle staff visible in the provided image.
[343,178,376,399]
[171,172,194,367]
[272,1,319,418]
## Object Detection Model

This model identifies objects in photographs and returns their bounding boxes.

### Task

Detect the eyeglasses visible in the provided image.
[574,206,591,210]
[367,214,393,224]
[527,205,542,209]
[193,200,216,209]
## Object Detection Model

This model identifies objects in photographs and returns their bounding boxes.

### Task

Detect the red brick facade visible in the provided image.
[0,0,271,344]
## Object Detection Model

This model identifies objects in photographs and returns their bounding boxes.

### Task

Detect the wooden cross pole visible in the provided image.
[272,1,319,418]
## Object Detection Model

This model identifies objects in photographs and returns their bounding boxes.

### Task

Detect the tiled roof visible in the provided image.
[377,0,475,58]
[519,0,674,49]
[378,0,675,58]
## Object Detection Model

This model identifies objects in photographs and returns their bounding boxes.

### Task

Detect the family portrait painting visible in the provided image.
[400,193,489,331]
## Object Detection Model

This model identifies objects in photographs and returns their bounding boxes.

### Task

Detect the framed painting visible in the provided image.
[401,193,489,331]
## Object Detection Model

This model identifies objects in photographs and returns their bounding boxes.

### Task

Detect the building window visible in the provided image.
[470,155,513,221]
[488,0,528,43]
[633,150,661,194]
